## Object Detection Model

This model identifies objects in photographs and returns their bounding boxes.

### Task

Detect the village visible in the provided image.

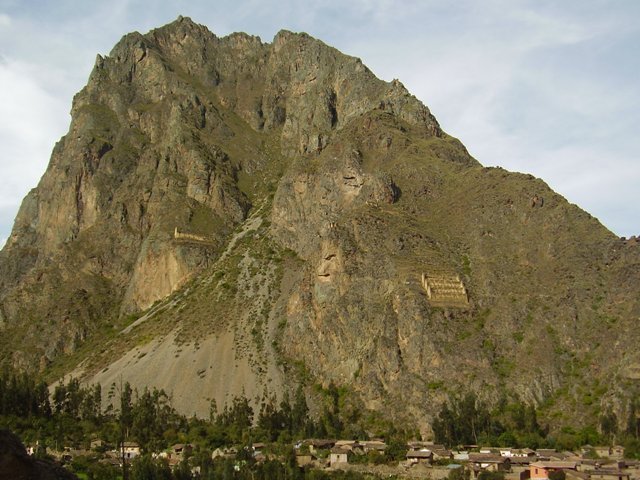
[2,369,638,480]
[26,437,640,480]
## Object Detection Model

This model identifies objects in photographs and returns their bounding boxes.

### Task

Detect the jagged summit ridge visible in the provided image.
[0,18,638,433]
[88,16,441,153]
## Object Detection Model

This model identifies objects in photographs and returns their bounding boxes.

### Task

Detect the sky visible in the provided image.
[0,0,638,248]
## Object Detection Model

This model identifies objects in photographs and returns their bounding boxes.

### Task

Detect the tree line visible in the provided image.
[0,367,413,478]
[3,368,640,479]
[432,391,640,457]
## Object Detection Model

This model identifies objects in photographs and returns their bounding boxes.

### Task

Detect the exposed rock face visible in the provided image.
[1,17,639,432]
[0,430,78,480]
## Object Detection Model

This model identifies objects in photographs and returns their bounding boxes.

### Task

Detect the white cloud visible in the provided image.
[348,2,639,237]
[0,57,69,209]
[0,13,11,28]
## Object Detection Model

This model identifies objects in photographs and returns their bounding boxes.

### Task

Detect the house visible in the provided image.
[211,447,237,460]
[565,471,590,480]
[480,448,499,455]
[406,449,434,465]
[593,447,613,459]
[510,456,538,472]
[172,444,193,457]
[454,451,470,461]
[611,446,625,460]
[122,442,141,460]
[330,447,349,467]
[335,440,363,454]
[578,460,599,472]
[407,442,445,450]
[506,449,522,457]
[600,461,629,471]
[530,461,578,479]
[407,441,427,450]
[519,449,537,458]
[433,448,453,461]
[590,469,631,480]
[501,448,537,458]
[360,440,387,453]
[537,450,558,458]
[334,440,356,448]
[468,454,511,474]
[305,439,336,454]
[163,444,193,467]
[428,444,447,451]
[409,443,451,461]
[296,453,316,467]
[621,460,639,472]
[407,441,453,462]
[90,439,104,450]
[500,448,515,457]
[433,449,453,460]
[537,450,573,461]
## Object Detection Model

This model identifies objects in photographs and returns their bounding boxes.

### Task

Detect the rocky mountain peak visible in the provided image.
[0,18,638,433]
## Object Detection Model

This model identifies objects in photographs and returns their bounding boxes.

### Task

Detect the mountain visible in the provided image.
[1,16,638,435]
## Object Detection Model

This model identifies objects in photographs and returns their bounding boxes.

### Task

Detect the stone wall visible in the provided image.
[421,272,469,308]
[173,227,212,244]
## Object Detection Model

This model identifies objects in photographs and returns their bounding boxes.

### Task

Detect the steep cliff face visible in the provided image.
[1,17,638,431]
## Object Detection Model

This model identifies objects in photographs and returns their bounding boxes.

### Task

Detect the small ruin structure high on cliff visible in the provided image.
[421,272,469,308]
[174,227,213,244]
